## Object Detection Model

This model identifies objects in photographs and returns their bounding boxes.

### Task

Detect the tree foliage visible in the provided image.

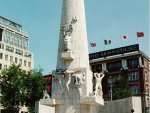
[0,64,44,113]
[112,76,132,100]
[24,69,44,113]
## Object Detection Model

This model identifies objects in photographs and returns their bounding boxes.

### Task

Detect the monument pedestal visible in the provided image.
[40,99,63,107]
[80,96,104,105]
[39,96,104,113]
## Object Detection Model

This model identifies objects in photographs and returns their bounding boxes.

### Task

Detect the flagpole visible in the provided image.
[104,43,105,50]
[121,35,123,47]
[137,38,139,44]
[136,32,139,44]
[137,33,140,44]
[104,39,105,50]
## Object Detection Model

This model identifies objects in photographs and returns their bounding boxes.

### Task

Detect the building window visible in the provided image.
[15,49,23,56]
[130,85,140,94]
[147,98,149,107]
[21,111,28,113]
[25,52,32,58]
[127,58,139,68]
[0,28,3,41]
[128,71,139,81]
[10,56,13,62]
[15,57,18,64]
[0,63,2,70]
[144,71,148,81]
[4,65,7,68]
[92,64,102,73]
[24,60,26,66]
[28,62,31,67]
[0,63,2,69]
[5,45,14,52]
[145,84,149,95]
[19,59,22,65]
[3,30,28,50]
[0,53,3,59]
[0,43,4,49]
[107,61,122,72]
[5,54,8,61]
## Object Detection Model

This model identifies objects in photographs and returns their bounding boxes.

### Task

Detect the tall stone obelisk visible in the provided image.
[57,0,92,96]
[38,0,104,113]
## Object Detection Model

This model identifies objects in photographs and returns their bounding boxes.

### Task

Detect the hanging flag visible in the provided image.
[90,43,96,47]
[137,32,144,38]
[104,40,111,45]
[122,35,128,40]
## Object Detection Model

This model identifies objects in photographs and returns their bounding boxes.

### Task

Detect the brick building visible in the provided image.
[89,44,150,112]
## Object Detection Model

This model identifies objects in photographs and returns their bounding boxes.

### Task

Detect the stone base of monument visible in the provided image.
[61,52,74,60]
[40,99,63,107]
[38,96,104,113]
[40,97,104,107]
[36,96,142,113]
[80,96,104,105]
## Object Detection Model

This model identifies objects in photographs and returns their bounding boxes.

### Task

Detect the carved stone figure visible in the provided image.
[94,73,105,97]
[63,70,74,91]
[71,17,77,24]
[57,74,65,94]
[74,73,85,96]
[61,27,66,37]
[53,69,65,95]
[67,24,73,35]
[54,69,86,96]
[55,69,75,94]
[63,32,72,52]
[43,89,50,99]
[61,17,77,52]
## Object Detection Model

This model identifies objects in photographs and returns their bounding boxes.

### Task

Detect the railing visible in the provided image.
[0,21,29,36]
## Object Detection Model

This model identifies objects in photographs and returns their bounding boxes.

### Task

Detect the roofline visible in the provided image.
[90,51,150,64]
[0,24,29,38]
[0,16,22,27]
[138,50,150,61]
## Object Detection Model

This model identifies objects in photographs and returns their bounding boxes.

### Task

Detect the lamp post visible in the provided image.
[108,76,113,101]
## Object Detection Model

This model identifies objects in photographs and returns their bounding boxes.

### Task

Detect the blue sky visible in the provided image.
[0,0,149,74]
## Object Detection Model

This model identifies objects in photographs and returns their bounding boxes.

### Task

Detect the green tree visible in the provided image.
[0,64,44,113]
[0,64,26,113]
[24,69,44,113]
[112,76,132,100]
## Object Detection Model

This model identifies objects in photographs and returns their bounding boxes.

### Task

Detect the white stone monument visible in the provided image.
[38,0,104,113]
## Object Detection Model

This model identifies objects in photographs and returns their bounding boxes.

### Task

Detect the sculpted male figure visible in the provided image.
[94,73,105,97]
[63,32,72,52]
[74,73,85,96]
[63,69,75,91]
[61,17,77,52]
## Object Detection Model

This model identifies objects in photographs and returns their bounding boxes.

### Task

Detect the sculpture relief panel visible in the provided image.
[61,17,77,52]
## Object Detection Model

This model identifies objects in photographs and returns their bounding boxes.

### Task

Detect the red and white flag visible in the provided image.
[137,32,144,38]
[122,35,128,40]
[90,43,96,47]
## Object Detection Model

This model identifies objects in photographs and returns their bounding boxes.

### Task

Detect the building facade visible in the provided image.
[0,16,34,113]
[89,44,150,113]
[0,16,34,72]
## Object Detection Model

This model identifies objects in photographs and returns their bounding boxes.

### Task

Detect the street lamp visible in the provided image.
[108,76,113,101]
